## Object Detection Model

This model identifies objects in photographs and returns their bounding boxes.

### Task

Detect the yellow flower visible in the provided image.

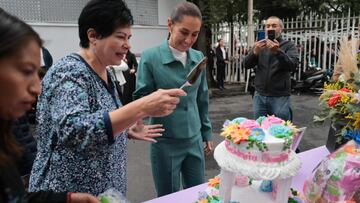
[208,176,221,187]
[345,114,354,119]
[324,81,342,90]
[350,97,358,103]
[344,84,356,92]
[221,124,236,137]
[284,120,298,134]
[340,94,350,104]
[352,112,360,129]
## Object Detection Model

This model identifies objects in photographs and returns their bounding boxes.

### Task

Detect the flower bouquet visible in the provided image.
[314,37,360,146]
[306,37,360,203]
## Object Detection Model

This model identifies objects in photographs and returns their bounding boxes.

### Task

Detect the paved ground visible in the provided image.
[126,84,330,203]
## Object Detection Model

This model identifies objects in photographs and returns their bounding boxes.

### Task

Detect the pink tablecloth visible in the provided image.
[144,146,330,203]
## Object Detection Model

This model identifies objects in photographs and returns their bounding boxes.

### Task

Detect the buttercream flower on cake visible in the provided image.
[239,119,260,131]
[261,115,285,129]
[231,117,247,124]
[249,128,265,141]
[221,123,237,139]
[231,127,251,144]
[208,176,221,188]
[256,116,267,125]
[221,122,251,144]
[268,124,294,138]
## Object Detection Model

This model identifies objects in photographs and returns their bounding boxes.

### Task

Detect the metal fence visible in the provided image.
[212,13,360,88]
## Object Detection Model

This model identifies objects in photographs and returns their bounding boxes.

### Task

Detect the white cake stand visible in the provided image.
[214,141,302,203]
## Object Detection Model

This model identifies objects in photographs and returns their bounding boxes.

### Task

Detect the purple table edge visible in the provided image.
[143,145,330,203]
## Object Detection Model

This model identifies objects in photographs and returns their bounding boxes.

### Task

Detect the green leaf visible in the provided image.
[313,115,326,123]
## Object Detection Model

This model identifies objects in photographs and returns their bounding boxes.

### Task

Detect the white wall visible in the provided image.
[31,23,168,61]
[158,0,184,26]
[30,0,186,61]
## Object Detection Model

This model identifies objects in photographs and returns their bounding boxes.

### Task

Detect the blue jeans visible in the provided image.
[253,91,292,121]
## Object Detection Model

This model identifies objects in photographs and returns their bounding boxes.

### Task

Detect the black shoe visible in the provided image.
[222,86,226,89]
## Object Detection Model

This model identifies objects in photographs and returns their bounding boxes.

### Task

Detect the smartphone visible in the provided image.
[257,30,265,41]
[267,30,275,41]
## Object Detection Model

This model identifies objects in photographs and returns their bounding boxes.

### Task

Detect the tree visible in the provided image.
[188,0,219,87]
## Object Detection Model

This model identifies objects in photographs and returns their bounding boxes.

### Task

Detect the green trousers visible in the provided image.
[150,136,205,197]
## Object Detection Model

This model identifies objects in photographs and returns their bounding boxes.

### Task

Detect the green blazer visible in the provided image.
[134,41,212,141]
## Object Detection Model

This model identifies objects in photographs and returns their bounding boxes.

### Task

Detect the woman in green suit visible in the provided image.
[134,2,213,197]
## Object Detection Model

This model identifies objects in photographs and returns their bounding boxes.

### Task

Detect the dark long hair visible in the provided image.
[0,8,42,164]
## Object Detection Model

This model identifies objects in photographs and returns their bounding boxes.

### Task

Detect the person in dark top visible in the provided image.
[122,50,138,105]
[0,7,99,203]
[244,16,299,121]
[215,38,229,90]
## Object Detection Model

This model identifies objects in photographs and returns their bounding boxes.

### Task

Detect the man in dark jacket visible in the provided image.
[215,38,229,90]
[244,16,299,121]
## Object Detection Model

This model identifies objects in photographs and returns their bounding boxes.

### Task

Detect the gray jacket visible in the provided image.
[245,38,299,96]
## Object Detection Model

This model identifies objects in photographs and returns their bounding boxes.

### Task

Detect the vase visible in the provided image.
[326,122,350,152]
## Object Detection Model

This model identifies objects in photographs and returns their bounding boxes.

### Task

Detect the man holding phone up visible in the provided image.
[244,16,299,121]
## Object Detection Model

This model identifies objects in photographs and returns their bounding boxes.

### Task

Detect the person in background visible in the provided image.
[108,60,129,103]
[0,7,99,203]
[215,38,229,90]
[29,0,185,196]
[41,47,53,71]
[244,16,299,121]
[134,1,213,197]
[122,50,138,105]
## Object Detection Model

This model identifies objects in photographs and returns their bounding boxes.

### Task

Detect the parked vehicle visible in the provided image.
[292,66,331,94]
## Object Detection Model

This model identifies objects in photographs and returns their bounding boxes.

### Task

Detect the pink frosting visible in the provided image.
[235,175,250,187]
[261,116,284,129]
[239,119,260,131]
[225,140,289,163]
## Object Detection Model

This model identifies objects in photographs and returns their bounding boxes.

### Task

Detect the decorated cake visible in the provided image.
[212,116,303,203]
[195,176,306,203]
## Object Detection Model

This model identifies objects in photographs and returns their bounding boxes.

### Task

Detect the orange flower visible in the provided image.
[208,176,221,187]
[198,200,208,203]
[231,128,251,144]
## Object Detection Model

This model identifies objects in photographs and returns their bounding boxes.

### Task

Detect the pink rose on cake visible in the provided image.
[261,115,285,129]
[239,119,260,131]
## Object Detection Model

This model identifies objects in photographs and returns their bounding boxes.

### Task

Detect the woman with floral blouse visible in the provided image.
[29,0,185,196]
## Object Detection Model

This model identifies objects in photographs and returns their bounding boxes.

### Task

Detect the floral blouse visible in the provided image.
[29,53,127,195]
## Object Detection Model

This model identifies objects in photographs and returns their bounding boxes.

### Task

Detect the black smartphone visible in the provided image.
[257,30,265,41]
[267,30,275,41]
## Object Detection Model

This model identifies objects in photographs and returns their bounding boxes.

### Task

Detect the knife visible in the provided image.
[180,57,207,89]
